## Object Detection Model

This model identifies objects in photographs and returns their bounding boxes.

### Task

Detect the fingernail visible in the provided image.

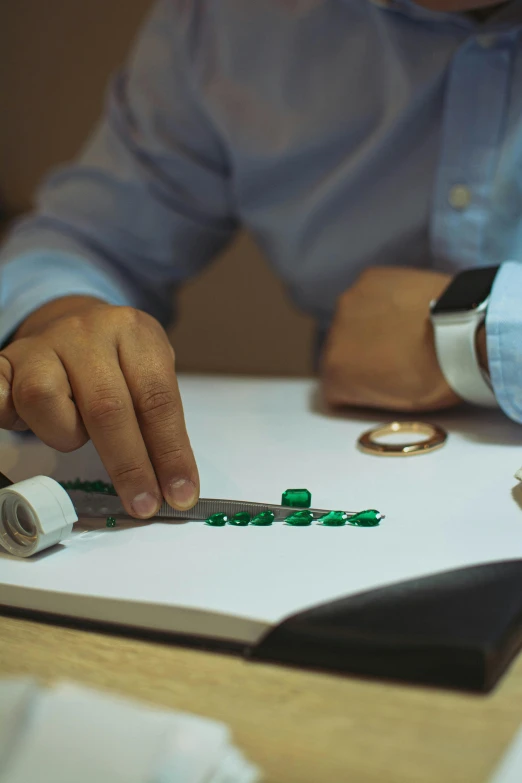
[167,478,197,510]
[131,492,159,518]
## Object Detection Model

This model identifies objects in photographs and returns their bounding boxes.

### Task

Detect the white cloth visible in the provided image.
[0,679,260,783]
[489,725,522,783]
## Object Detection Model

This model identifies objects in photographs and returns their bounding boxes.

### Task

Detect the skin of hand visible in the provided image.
[320,266,468,413]
[476,322,488,373]
[0,296,199,519]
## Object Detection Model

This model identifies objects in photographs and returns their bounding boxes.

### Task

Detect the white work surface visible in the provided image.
[1,375,522,645]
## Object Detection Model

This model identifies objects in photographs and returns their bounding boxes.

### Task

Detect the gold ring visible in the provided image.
[357,421,447,457]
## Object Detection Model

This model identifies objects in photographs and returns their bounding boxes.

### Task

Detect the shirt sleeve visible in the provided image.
[486,260,522,423]
[0,0,237,342]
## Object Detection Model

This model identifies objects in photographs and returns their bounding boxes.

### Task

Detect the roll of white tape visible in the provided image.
[0,476,77,558]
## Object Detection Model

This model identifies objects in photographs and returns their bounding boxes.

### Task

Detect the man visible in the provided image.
[0,0,520,518]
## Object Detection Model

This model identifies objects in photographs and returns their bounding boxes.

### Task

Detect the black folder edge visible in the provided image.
[249,559,522,692]
[3,559,522,693]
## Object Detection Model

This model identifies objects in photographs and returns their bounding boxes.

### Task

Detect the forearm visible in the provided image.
[0,0,236,347]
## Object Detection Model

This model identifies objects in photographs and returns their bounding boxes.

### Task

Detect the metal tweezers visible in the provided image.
[66,491,360,522]
[0,472,369,524]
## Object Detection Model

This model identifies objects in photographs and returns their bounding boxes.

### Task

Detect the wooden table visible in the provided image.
[1,612,521,783]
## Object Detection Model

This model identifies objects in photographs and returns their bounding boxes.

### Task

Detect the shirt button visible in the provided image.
[477,34,497,49]
[448,185,471,210]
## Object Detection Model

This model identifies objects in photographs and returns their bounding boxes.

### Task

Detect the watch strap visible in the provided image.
[433,316,497,407]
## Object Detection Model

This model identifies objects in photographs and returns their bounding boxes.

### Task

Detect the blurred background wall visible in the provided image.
[0,0,314,376]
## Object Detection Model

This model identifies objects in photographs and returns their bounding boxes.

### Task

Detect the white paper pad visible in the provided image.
[1,376,522,644]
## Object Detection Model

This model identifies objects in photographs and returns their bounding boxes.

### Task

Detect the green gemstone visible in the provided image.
[251,510,275,526]
[205,512,228,527]
[106,516,116,528]
[348,509,383,528]
[285,509,314,526]
[281,488,312,508]
[318,510,348,527]
[229,512,250,526]
[60,478,117,495]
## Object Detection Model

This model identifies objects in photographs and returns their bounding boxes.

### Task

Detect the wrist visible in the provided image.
[430,266,498,407]
[476,323,489,375]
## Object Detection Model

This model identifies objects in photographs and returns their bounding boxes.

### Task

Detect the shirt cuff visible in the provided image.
[486,260,522,423]
[0,251,135,345]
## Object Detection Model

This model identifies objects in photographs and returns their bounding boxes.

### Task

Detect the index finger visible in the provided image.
[66,346,163,519]
[118,327,199,511]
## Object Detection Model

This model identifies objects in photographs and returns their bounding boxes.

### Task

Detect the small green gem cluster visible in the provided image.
[60,479,117,495]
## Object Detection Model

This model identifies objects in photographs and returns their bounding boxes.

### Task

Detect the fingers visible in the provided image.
[6,344,88,448]
[118,315,199,510]
[0,345,87,444]
[65,345,163,519]
[0,305,199,520]
[0,355,27,430]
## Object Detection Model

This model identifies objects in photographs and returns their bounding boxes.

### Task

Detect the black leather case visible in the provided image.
[251,560,522,692]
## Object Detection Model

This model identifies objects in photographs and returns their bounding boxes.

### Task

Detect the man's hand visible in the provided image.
[320,267,462,412]
[0,296,199,518]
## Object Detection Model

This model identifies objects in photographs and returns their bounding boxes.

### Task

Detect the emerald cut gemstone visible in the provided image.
[251,510,275,526]
[285,509,314,526]
[229,512,250,526]
[281,489,312,508]
[348,509,383,527]
[318,510,348,527]
[205,512,228,527]
[106,516,116,528]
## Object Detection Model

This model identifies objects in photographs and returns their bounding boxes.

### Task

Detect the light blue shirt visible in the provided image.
[3,0,522,419]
